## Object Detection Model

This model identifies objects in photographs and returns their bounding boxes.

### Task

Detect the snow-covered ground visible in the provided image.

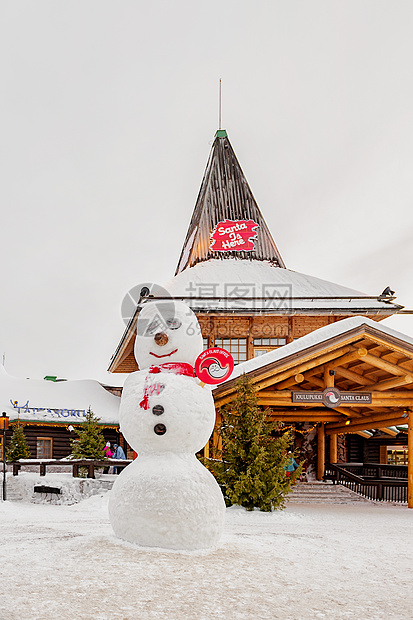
[0,494,411,620]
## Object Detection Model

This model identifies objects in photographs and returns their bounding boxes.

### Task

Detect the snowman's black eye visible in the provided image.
[146,317,163,335]
[166,318,182,330]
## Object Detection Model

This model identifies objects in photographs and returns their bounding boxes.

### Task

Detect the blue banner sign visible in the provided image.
[11,400,87,419]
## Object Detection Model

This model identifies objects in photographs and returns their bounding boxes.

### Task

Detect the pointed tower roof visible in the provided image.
[175,130,286,275]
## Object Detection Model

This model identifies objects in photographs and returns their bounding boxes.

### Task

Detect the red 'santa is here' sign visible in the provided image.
[195,348,234,385]
[209,219,259,252]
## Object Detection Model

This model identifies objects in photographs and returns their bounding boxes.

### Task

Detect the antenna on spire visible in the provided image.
[219,79,222,130]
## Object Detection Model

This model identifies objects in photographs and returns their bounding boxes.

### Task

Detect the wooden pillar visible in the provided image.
[213,410,222,459]
[317,424,325,480]
[287,317,294,343]
[204,440,209,459]
[247,317,254,360]
[330,433,338,464]
[324,368,334,388]
[408,410,413,509]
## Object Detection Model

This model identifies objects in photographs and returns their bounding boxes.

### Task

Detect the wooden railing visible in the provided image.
[325,462,408,503]
[11,459,132,479]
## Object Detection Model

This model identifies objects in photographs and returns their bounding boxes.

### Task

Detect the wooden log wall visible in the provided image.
[4,424,119,459]
[198,314,336,351]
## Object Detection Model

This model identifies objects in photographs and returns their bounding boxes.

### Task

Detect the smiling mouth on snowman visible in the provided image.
[149,349,178,358]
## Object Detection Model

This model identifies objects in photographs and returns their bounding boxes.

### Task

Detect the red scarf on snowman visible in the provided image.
[139,362,195,410]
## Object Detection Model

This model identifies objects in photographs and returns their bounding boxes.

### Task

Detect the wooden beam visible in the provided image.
[327,409,408,430]
[330,406,362,418]
[358,375,413,392]
[268,408,343,419]
[214,344,358,406]
[330,433,337,463]
[317,424,325,480]
[363,352,413,379]
[353,331,413,360]
[370,397,413,407]
[325,347,368,371]
[356,431,373,438]
[324,367,334,388]
[303,373,324,388]
[274,373,304,390]
[326,416,407,435]
[270,414,342,422]
[380,427,398,437]
[335,366,375,385]
[213,344,409,408]
[258,388,413,400]
[369,391,413,398]
[256,393,413,408]
[233,344,354,393]
[409,410,413,509]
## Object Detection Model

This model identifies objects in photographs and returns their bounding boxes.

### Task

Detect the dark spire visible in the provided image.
[175,130,286,275]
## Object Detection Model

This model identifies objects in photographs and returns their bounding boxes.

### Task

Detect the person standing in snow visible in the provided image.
[284,451,299,477]
[103,442,113,473]
[112,443,126,474]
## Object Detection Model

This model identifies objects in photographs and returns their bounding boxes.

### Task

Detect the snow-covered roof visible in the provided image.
[214,315,413,388]
[164,259,401,315]
[0,366,120,425]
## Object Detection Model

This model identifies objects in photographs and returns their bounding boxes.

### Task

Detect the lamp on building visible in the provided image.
[1,412,9,501]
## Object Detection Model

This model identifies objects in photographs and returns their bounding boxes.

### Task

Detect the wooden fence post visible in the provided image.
[317,424,325,480]
[408,410,413,509]
[330,433,337,464]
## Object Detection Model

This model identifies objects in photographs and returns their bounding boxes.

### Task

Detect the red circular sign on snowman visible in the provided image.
[195,347,235,385]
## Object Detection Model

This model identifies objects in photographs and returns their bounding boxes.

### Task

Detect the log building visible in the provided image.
[109,129,413,505]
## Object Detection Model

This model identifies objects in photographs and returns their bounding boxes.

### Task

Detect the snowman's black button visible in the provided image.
[154,423,166,435]
[152,404,164,416]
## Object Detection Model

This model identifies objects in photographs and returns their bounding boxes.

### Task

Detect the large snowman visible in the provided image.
[109,299,226,550]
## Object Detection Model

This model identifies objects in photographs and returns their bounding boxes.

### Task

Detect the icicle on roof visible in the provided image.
[175,130,286,275]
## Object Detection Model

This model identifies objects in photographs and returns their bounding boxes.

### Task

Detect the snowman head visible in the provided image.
[135,300,203,370]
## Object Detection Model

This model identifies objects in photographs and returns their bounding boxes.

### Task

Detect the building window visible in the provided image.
[37,437,53,459]
[387,447,408,465]
[215,338,247,364]
[203,338,209,350]
[253,337,286,357]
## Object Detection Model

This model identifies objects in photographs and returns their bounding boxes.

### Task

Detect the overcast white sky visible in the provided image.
[1,1,413,385]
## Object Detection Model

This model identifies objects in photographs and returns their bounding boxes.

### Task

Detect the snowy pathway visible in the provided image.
[0,495,411,620]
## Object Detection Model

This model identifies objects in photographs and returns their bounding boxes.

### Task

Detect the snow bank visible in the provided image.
[6,472,116,505]
[0,496,411,619]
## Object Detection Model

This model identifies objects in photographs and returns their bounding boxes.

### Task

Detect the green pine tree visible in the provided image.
[6,421,31,462]
[70,407,106,460]
[209,374,302,511]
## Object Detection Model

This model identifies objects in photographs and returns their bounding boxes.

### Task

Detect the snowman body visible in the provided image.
[109,301,226,550]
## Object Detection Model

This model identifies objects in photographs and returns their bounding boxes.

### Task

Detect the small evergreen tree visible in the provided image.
[6,421,31,461]
[209,374,302,511]
[70,407,106,460]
